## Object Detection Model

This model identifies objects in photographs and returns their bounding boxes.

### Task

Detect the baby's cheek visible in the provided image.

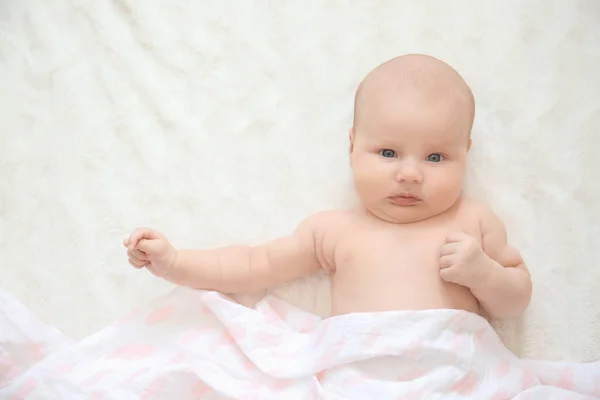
[353,170,385,197]
[429,173,462,199]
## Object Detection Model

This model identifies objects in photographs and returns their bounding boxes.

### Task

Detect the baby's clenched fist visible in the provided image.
[438,232,491,289]
[123,227,178,279]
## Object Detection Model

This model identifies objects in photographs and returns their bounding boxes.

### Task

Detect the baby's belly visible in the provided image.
[329,260,480,316]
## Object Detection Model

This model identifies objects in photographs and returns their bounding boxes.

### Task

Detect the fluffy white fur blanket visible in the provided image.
[0,0,598,364]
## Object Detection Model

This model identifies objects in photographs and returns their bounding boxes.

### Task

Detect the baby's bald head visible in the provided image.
[352,54,475,138]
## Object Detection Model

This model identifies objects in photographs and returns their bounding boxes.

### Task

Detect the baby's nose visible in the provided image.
[396,162,423,183]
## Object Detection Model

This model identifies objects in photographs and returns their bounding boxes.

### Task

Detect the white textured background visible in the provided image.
[1,1,599,363]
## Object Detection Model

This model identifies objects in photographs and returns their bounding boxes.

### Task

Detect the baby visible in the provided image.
[124,54,532,321]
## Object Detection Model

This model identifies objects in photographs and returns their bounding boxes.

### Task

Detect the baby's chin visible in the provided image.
[367,202,449,224]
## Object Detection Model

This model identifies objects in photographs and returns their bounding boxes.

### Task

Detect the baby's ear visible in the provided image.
[348,127,355,154]
[467,137,472,151]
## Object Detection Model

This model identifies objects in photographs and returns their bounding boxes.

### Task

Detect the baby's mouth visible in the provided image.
[389,194,422,206]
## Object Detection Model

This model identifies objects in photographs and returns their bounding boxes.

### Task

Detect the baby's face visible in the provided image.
[350,91,471,224]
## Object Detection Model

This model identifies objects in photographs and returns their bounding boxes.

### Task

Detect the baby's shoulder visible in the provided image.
[300,209,354,232]
[460,196,489,212]
[455,197,502,229]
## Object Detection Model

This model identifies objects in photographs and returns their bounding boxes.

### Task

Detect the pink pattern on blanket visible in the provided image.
[146,306,174,326]
[108,344,154,360]
[190,381,210,396]
[555,367,575,390]
[0,288,598,400]
[450,371,479,395]
[7,377,37,400]
[494,359,512,379]
[520,367,538,390]
[141,376,166,400]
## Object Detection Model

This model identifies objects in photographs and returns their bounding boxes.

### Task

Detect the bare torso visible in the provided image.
[321,197,484,316]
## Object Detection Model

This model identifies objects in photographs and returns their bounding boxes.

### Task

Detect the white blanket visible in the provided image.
[1,0,599,367]
[1,288,598,399]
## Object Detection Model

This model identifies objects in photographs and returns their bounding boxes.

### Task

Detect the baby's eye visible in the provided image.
[380,149,397,158]
[426,153,443,162]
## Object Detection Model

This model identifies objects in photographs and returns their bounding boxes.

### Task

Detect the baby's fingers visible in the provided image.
[126,227,161,250]
[440,242,460,256]
[445,232,471,243]
[131,249,148,261]
[439,266,458,283]
[439,255,454,269]
[128,250,149,267]
[128,258,148,269]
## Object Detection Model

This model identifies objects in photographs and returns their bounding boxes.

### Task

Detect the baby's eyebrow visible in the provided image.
[428,143,456,149]
[434,139,464,147]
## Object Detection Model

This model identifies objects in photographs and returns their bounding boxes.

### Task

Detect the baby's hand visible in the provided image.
[123,228,178,279]
[438,232,491,289]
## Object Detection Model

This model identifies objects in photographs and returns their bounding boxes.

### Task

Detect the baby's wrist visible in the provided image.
[169,248,180,270]
[470,253,500,292]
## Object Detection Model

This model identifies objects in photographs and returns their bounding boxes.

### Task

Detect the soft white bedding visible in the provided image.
[0,0,599,365]
[1,288,599,399]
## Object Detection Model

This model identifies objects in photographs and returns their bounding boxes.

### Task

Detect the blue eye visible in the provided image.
[380,149,396,158]
[427,153,443,162]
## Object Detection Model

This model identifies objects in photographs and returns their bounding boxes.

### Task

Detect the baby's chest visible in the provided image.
[334,218,482,270]
[341,232,445,268]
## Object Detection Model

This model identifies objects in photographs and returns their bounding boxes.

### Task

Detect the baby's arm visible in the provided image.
[169,213,329,293]
[471,206,533,319]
